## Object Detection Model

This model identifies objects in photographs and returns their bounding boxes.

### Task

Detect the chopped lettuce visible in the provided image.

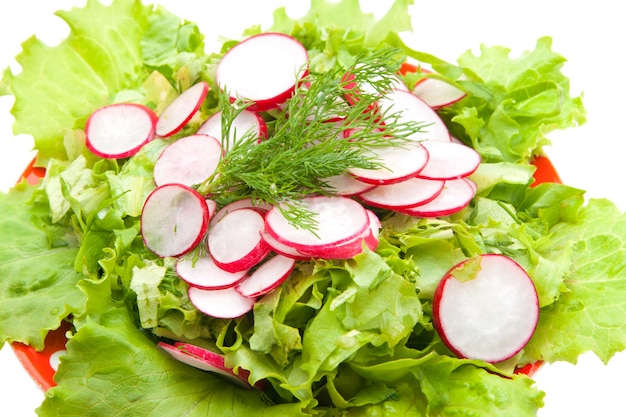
[1,0,624,416]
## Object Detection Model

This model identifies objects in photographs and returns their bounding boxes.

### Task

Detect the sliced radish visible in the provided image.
[265,196,369,252]
[153,134,223,187]
[205,198,218,219]
[236,255,296,298]
[141,184,209,257]
[210,198,273,227]
[207,208,270,272]
[377,89,451,142]
[321,173,376,196]
[197,109,267,152]
[415,140,481,180]
[297,222,378,259]
[432,254,539,363]
[188,285,256,319]
[156,81,209,137]
[260,230,311,261]
[157,341,253,389]
[216,33,308,112]
[412,77,467,109]
[401,178,475,217]
[85,103,158,159]
[347,141,429,185]
[358,176,445,210]
[176,254,247,290]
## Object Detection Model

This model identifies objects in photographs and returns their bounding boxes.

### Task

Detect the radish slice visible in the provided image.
[157,341,253,389]
[153,134,222,187]
[265,196,369,252]
[141,184,209,258]
[188,285,255,319]
[210,198,273,227]
[378,89,451,142]
[402,178,475,217]
[176,254,247,290]
[412,77,466,109]
[432,254,539,363]
[156,81,209,137]
[205,199,218,219]
[236,255,296,298]
[197,110,267,151]
[207,208,270,272]
[216,32,308,111]
[358,177,445,210]
[322,173,376,196]
[85,103,158,159]
[415,141,481,180]
[260,231,311,261]
[347,142,429,185]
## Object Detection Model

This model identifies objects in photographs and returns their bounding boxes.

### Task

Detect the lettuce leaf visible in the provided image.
[0,183,86,349]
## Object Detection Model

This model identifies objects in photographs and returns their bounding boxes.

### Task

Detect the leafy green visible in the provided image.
[0,0,624,417]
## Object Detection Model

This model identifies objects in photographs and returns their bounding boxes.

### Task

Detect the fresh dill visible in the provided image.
[198,48,427,232]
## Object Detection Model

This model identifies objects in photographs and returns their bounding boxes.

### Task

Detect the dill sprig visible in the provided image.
[198,48,426,232]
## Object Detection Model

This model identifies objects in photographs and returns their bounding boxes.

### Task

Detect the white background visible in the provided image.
[1,1,625,416]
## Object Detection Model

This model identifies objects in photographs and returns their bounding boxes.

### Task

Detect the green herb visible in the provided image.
[199,49,424,231]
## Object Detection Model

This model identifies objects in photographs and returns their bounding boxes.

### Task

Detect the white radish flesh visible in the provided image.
[210,198,273,228]
[322,173,375,196]
[416,140,481,180]
[412,77,466,109]
[432,254,539,363]
[141,184,209,258]
[85,103,158,159]
[216,33,308,111]
[197,109,267,151]
[153,134,222,187]
[176,254,247,290]
[188,285,256,319]
[378,89,451,142]
[260,231,311,261]
[265,196,369,252]
[236,255,296,298]
[402,178,475,217]
[157,341,253,389]
[347,141,429,185]
[358,177,445,210]
[156,81,209,137]
[207,208,270,272]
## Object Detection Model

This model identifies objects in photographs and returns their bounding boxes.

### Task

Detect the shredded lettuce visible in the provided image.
[2,0,624,416]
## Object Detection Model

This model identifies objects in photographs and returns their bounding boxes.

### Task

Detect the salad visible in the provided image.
[1,0,626,416]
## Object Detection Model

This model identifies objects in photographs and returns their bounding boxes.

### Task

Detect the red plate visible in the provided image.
[11,155,555,389]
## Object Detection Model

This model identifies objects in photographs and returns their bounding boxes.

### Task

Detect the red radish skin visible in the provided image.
[322,173,376,196]
[156,81,209,137]
[377,89,451,142]
[401,178,476,217]
[176,254,247,290]
[216,32,309,112]
[412,77,467,109]
[260,230,312,261]
[188,285,256,319]
[415,140,481,180]
[197,109,267,151]
[207,208,271,272]
[210,198,273,228]
[358,176,445,211]
[264,196,370,252]
[347,141,429,185]
[85,103,158,159]
[236,255,296,298]
[157,341,253,389]
[432,254,539,363]
[153,134,223,187]
[141,184,209,258]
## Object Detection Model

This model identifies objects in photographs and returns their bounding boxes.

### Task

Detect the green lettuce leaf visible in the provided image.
[0,183,86,349]
[37,306,314,417]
